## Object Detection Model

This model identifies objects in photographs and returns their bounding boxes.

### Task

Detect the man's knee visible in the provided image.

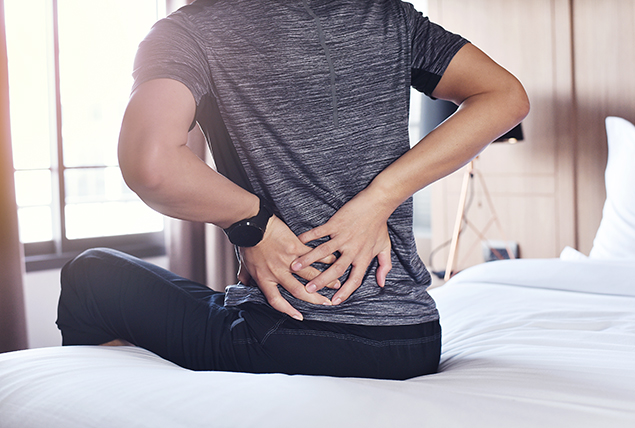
[57,248,121,345]
[61,248,118,288]
[59,248,120,318]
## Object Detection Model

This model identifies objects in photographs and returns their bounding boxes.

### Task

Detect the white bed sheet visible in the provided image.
[1,258,634,428]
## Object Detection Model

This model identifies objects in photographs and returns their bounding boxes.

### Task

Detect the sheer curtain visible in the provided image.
[0,0,28,353]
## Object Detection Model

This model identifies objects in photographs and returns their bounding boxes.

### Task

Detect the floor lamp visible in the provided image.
[443,124,524,281]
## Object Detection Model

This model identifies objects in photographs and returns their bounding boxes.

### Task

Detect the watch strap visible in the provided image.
[223,196,274,247]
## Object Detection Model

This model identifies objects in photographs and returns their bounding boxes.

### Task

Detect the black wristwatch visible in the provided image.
[223,196,274,247]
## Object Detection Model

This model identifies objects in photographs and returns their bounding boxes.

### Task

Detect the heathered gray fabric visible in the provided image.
[132,0,468,326]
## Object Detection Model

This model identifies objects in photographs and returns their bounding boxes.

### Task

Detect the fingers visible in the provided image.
[302,242,392,301]
[296,265,341,291]
[297,225,328,245]
[331,263,367,306]
[277,273,333,307]
[238,215,336,318]
[293,225,337,270]
[290,240,339,292]
[291,240,339,274]
[304,254,356,296]
[252,209,393,311]
[319,253,337,265]
[375,247,392,288]
[258,280,304,321]
[258,272,334,321]
[296,252,338,275]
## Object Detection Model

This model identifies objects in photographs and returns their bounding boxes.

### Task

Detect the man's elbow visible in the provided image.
[118,139,166,196]
[508,79,530,125]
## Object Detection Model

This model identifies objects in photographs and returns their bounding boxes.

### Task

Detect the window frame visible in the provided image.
[14,0,166,271]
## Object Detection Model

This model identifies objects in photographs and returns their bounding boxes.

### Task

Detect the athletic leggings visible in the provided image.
[56,248,441,380]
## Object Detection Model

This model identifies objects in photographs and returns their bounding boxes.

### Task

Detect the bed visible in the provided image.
[1,117,634,427]
[0,257,633,428]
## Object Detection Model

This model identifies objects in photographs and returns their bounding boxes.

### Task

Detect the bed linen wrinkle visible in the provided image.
[2,257,634,427]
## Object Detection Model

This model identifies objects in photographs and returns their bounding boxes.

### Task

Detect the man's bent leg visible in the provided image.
[56,248,241,371]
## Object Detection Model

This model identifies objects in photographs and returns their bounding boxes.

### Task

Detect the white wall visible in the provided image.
[408,0,428,15]
[23,255,168,349]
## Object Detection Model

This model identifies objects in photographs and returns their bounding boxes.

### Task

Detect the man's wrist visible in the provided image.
[363,178,404,218]
[223,196,274,247]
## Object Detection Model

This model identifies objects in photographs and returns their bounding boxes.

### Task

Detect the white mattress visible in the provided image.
[1,258,634,428]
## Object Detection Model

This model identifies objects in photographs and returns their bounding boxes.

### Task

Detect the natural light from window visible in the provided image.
[6,0,432,245]
[5,0,165,243]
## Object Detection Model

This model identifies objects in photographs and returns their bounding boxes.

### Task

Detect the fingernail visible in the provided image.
[306,283,317,293]
[334,281,341,289]
[322,301,332,306]
[333,297,342,306]
[291,262,302,271]
[292,313,303,321]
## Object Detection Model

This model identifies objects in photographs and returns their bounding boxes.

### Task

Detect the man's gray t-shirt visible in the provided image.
[132,0,468,326]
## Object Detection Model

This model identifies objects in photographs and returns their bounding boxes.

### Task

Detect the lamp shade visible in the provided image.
[494,123,524,143]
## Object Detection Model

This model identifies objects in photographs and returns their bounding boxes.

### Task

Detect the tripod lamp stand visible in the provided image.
[443,123,524,281]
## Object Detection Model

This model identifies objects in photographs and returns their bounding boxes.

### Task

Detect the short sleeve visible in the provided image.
[402,3,469,96]
[132,13,213,104]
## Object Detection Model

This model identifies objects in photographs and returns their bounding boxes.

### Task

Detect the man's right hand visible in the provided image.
[238,215,338,320]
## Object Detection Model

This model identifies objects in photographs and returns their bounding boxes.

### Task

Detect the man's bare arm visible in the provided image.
[292,43,530,303]
[118,78,334,318]
[118,78,258,228]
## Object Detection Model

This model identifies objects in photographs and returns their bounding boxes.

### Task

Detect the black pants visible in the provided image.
[57,248,441,380]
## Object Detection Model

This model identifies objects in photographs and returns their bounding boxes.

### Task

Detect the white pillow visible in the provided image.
[589,117,635,260]
[560,246,588,261]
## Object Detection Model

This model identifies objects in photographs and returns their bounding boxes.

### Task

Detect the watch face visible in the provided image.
[228,222,264,247]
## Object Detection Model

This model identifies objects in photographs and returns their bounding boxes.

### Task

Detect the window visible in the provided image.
[5,0,167,270]
[409,88,432,239]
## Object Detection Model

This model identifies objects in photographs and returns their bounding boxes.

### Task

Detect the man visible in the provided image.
[57,0,528,379]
